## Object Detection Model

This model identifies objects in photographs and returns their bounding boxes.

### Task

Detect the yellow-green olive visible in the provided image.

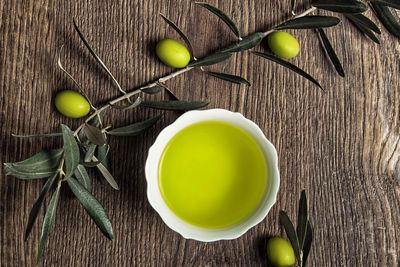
[267,31,300,60]
[55,90,90,118]
[156,38,191,68]
[267,237,296,267]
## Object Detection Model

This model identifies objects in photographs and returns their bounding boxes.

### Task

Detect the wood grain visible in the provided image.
[1,0,399,266]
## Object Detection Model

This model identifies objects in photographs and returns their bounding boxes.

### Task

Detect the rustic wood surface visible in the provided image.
[1,0,399,266]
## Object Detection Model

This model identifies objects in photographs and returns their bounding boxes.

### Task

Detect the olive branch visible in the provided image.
[4,0,400,262]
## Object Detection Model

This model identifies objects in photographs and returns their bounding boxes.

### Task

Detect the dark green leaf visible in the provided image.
[97,145,110,170]
[252,51,323,89]
[74,165,91,191]
[4,149,63,179]
[188,52,232,67]
[370,2,400,38]
[195,2,241,38]
[316,28,345,77]
[61,124,80,179]
[141,85,163,95]
[346,14,381,43]
[160,14,195,58]
[156,82,179,100]
[73,19,125,94]
[345,14,381,33]
[312,0,368,13]
[110,97,142,110]
[24,172,58,241]
[279,211,301,263]
[83,123,106,146]
[206,71,251,86]
[221,32,265,53]
[84,144,97,162]
[37,181,61,261]
[108,115,161,136]
[93,155,119,190]
[12,133,62,138]
[67,177,114,239]
[296,190,308,249]
[371,0,400,10]
[141,100,209,111]
[275,16,341,30]
[81,145,110,167]
[302,221,313,266]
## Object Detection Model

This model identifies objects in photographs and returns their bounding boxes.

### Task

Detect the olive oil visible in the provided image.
[158,121,268,229]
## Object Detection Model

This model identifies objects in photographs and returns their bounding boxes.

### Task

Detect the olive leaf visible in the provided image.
[24,172,58,241]
[141,100,209,111]
[108,115,161,136]
[316,28,345,77]
[188,52,232,67]
[371,0,400,10]
[73,19,125,94]
[83,123,107,146]
[4,149,63,179]
[93,155,119,190]
[156,82,179,100]
[221,32,265,53]
[296,190,308,249]
[74,165,91,191]
[252,51,323,89]
[206,71,251,86]
[345,14,381,34]
[67,177,114,239]
[97,144,110,170]
[12,133,63,138]
[312,0,368,13]
[61,124,80,179]
[141,85,163,95]
[80,145,110,167]
[370,2,400,38]
[302,221,313,266]
[84,144,97,162]
[346,14,381,43]
[275,16,341,30]
[195,2,241,39]
[110,97,142,110]
[37,181,61,261]
[279,211,301,263]
[160,14,195,59]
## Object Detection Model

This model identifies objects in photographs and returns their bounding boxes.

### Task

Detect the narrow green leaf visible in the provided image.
[206,71,251,86]
[81,145,110,167]
[195,2,241,39]
[346,15,381,43]
[84,144,97,162]
[67,177,114,239]
[160,14,195,58]
[83,123,106,146]
[97,144,110,170]
[188,52,232,67]
[61,124,80,179]
[312,0,368,13]
[279,211,301,263]
[275,16,341,30]
[221,32,265,53]
[252,51,323,89]
[345,14,381,34]
[371,0,400,10]
[37,181,61,261]
[73,19,125,94]
[296,190,308,249]
[316,28,345,77]
[110,97,142,110]
[74,165,91,191]
[141,85,163,95]
[24,172,58,241]
[302,221,313,266]
[370,2,400,38]
[156,82,179,100]
[93,155,119,190]
[4,149,63,179]
[108,115,161,136]
[12,133,63,138]
[141,100,209,111]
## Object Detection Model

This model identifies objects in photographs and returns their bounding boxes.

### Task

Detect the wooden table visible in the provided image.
[1,0,399,266]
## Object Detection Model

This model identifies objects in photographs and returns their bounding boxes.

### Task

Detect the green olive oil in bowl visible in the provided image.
[158,121,268,229]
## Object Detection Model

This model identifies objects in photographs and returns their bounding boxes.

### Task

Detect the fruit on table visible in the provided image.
[55,90,90,118]
[267,31,300,60]
[266,237,296,267]
[156,38,191,68]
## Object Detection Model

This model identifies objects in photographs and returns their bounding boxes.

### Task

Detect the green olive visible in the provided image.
[156,38,191,68]
[55,90,90,118]
[267,237,296,267]
[267,31,300,60]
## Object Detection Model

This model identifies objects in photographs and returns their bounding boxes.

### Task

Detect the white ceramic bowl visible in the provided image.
[145,109,280,241]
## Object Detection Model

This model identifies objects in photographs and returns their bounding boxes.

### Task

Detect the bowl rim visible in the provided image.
[145,109,280,241]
